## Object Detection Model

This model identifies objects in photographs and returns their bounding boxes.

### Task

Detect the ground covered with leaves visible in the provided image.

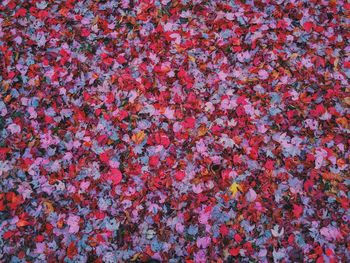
[0,0,349,262]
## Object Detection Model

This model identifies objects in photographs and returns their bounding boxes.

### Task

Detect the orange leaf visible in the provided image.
[132,131,146,144]
[336,117,348,128]
[322,172,343,182]
[197,125,208,137]
[16,219,30,227]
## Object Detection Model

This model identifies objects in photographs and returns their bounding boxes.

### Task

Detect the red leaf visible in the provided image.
[293,204,303,218]
[220,224,229,236]
[0,200,5,211]
[117,55,127,64]
[103,57,114,66]
[99,152,109,164]
[344,61,350,68]
[183,117,196,129]
[36,235,45,242]
[155,133,170,148]
[174,171,185,181]
[234,233,243,243]
[229,247,240,256]
[303,21,314,32]
[264,160,274,170]
[95,211,106,220]
[326,248,334,256]
[304,179,314,192]
[160,135,170,148]
[15,8,27,17]
[81,28,90,37]
[7,71,15,79]
[108,168,122,185]
[149,155,159,167]
[3,231,13,239]
[117,110,128,121]
[67,242,77,259]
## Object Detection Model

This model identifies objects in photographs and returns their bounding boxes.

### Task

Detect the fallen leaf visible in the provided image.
[229,182,242,197]
[132,131,146,144]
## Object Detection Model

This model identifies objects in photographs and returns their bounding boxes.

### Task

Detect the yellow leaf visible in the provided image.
[229,182,242,197]
[188,55,196,62]
[132,131,146,144]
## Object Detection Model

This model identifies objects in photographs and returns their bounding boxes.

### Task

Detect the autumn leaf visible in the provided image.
[197,125,208,137]
[343,97,350,106]
[67,242,77,259]
[105,168,123,185]
[322,172,343,182]
[16,219,30,227]
[229,182,242,197]
[336,117,348,128]
[132,131,146,144]
[43,201,54,214]
[293,204,303,218]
